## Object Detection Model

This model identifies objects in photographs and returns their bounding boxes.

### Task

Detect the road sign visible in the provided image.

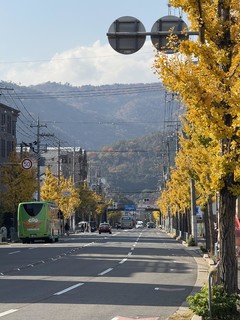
[107,15,198,55]
[21,158,32,170]
[107,16,146,54]
[124,204,136,211]
[151,15,189,53]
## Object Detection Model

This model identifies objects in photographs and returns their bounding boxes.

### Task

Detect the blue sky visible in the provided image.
[0,0,185,86]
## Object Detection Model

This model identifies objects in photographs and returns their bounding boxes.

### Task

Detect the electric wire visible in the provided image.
[9,83,164,100]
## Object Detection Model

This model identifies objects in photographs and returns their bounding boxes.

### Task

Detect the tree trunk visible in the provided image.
[219,174,238,294]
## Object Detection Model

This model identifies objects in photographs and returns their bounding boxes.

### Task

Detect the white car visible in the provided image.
[136,221,143,229]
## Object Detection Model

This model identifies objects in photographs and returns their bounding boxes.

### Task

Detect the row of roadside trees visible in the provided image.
[153,0,239,296]
[0,152,109,230]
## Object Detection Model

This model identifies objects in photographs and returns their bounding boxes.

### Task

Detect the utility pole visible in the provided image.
[30,117,55,201]
[30,117,46,201]
[57,140,61,183]
[72,144,75,184]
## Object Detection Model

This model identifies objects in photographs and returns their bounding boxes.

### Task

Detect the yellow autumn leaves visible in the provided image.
[154,0,240,216]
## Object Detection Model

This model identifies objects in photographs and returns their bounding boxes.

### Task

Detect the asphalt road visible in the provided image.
[0,228,201,320]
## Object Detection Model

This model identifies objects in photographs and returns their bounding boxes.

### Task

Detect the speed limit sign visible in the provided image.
[21,158,33,170]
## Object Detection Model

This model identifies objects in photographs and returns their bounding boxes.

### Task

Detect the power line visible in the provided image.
[8,83,164,100]
[0,49,154,65]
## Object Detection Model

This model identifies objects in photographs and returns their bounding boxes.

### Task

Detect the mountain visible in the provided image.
[0,81,171,150]
[0,81,180,200]
[87,130,178,203]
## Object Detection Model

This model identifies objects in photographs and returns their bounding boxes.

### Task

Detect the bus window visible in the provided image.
[22,203,43,216]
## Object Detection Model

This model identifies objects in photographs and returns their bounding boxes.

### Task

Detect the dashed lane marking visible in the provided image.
[0,309,18,317]
[111,317,160,320]
[8,251,20,255]
[54,283,84,295]
[119,258,128,264]
[98,268,113,276]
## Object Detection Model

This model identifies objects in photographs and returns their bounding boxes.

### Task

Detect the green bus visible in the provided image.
[18,201,63,243]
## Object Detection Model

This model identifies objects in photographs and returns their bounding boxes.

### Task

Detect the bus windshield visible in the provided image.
[22,203,43,216]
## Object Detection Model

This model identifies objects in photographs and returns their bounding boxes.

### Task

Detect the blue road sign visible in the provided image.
[124,204,136,211]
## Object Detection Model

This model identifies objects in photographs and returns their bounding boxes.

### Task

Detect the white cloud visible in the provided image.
[0,41,159,86]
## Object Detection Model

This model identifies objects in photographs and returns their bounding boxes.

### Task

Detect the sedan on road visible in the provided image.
[98,222,112,234]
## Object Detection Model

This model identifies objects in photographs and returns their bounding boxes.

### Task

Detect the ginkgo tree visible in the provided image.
[41,168,80,220]
[77,181,108,223]
[154,0,240,294]
[0,151,36,227]
[160,119,221,254]
[40,167,59,203]
[58,175,80,220]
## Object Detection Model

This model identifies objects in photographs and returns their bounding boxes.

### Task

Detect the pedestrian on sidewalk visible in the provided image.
[0,225,7,242]
[64,222,70,236]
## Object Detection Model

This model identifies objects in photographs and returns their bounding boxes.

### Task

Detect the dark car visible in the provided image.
[114,222,121,229]
[147,222,155,228]
[90,221,97,232]
[98,222,112,234]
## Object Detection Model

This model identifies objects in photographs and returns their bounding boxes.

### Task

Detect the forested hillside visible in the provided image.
[88,131,172,203]
[0,81,180,201]
[0,81,169,150]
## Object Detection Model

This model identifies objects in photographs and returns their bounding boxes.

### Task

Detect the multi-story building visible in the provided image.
[40,147,88,185]
[0,103,19,164]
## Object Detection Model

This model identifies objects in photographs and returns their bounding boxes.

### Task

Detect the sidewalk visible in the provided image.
[166,234,240,320]
[166,240,209,320]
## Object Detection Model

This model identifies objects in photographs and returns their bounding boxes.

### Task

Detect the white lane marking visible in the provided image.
[119,258,127,264]
[83,242,94,247]
[0,309,18,317]
[8,251,20,255]
[128,252,132,256]
[54,283,84,295]
[155,287,186,291]
[131,247,134,251]
[98,268,113,276]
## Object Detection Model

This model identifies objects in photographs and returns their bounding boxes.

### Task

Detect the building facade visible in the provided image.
[40,147,88,185]
[0,103,19,164]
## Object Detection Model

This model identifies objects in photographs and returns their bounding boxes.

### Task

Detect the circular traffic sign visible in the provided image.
[107,16,146,54]
[21,158,33,170]
[151,15,189,53]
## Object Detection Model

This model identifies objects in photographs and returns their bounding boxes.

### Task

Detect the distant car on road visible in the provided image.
[76,221,88,233]
[98,222,112,234]
[114,222,121,229]
[147,222,155,228]
[90,221,97,232]
[136,221,144,229]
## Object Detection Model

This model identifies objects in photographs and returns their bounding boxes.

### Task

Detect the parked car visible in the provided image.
[98,222,112,234]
